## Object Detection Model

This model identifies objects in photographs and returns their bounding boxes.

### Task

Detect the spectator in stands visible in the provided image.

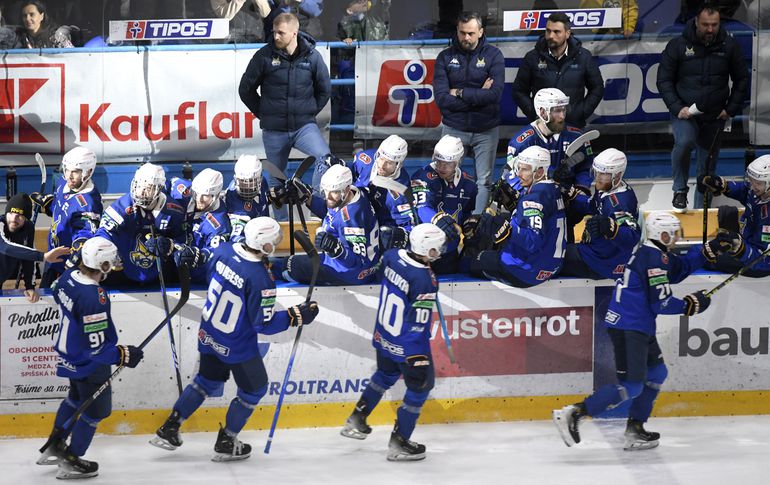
[239,12,331,203]
[656,3,748,213]
[512,12,604,128]
[337,0,390,44]
[433,11,504,213]
[579,0,638,38]
[264,0,323,40]
[210,0,270,43]
[15,0,73,48]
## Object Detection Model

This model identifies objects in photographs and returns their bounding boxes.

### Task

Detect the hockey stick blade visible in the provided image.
[293,156,316,181]
[565,129,599,158]
[705,245,770,298]
[35,153,47,188]
[261,159,288,181]
[39,265,190,454]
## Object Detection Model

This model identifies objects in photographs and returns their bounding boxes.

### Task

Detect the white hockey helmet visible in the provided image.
[320,164,353,195]
[591,148,627,189]
[192,168,224,197]
[62,146,97,185]
[81,236,119,276]
[409,223,447,262]
[375,135,408,179]
[746,155,770,197]
[130,163,166,209]
[234,154,263,199]
[432,135,464,165]
[243,216,283,255]
[645,211,682,246]
[534,88,569,123]
[514,145,551,181]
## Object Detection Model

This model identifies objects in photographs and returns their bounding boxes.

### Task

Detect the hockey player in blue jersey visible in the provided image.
[96,163,187,286]
[411,135,476,274]
[561,148,641,279]
[698,155,770,277]
[150,217,319,461]
[31,147,103,288]
[553,212,731,451]
[38,237,143,479]
[272,164,381,285]
[464,146,567,287]
[225,154,270,243]
[340,223,445,461]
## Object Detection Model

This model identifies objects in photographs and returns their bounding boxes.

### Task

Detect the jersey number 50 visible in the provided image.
[202,279,247,334]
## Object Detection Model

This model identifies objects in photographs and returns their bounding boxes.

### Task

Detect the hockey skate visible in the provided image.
[623,419,660,451]
[150,411,183,451]
[387,430,426,462]
[340,409,372,440]
[36,435,63,466]
[55,443,98,480]
[553,404,584,447]
[212,426,251,462]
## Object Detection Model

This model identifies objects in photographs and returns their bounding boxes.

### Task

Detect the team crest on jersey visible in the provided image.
[97,287,107,305]
[75,194,88,207]
[516,129,535,143]
[177,183,190,198]
[426,171,437,180]
[129,235,155,269]
[124,205,134,215]
[613,264,625,275]
[205,212,221,229]
[661,253,669,264]
[537,58,547,69]
[535,270,554,281]
[244,201,252,212]
[476,57,485,68]
[685,46,695,56]
[359,152,372,165]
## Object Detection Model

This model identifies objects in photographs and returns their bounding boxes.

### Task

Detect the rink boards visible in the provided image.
[1,274,768,438]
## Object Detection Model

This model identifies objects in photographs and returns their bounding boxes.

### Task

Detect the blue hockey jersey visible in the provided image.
[507,123,594,188]
[351,149,415,229]
[500,180,567,285]
[224,178,270,243]
[189,201,232,281]
[48,178,103,273]
[725,181,770,271]
[198,242,291,364]
[572,182,641,279]
[53,268,118,379]
[96,193,187,283]
[605,243,706,335]
[372,249,438,363]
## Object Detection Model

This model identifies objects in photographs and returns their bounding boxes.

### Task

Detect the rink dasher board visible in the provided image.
[1,274,769,437]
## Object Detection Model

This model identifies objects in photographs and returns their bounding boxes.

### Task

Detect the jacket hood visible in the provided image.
[682,17,727,45]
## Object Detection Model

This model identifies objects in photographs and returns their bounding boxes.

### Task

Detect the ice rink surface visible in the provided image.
[7,415,770,484]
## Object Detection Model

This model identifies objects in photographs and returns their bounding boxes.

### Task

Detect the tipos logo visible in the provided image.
[371,60,441,128]
[429,306,593,377]
[0,63,65,153]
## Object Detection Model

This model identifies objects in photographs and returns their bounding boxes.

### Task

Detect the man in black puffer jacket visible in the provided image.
[433,11,505,213]
[657,4,748,213]
[239,12,331,201]
[512,12,604,129]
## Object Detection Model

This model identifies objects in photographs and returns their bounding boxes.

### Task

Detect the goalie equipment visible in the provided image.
[61,146,97,186]
[591,148,627,190]
[243,217,282,256]
[81,236,119,276]
[375,135,408,179]
[409,223,446,261]
[534,87,569,124]
[432,134,464,164]
[746,155,770,198]
[233,155,263,200]
[644,211,682,247]
[130,163,165,209]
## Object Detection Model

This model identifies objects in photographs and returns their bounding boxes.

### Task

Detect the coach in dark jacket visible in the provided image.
[434,11,504,211]
[656,4,748,212]
[239,12,331,196]
[512,12,604,128]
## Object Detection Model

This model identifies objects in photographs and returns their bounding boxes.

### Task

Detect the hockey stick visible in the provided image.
[704,245,770,298]
[702,124,725,246]
[148,221,183,396]
[15,154,47,289]
[369,177,456,364]
[291,156,315,236]
[39,264,191,454]
[260,160,295,254]
[264,230,320,454]
[565,129,600,158]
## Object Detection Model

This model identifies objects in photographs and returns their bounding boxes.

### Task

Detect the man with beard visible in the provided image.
[657,3,748,213]
[512,12,604,128]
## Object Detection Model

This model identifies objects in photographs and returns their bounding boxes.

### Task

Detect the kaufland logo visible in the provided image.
[0,64,65,153]
[429,306,593,377]
[372,59,441,128]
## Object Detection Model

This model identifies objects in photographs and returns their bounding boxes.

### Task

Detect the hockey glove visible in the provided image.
[431,213,460,242]
[117,345,144,368]
[585,215,618,240]
[268,185,288,209]
[552,163,577,189]
[315,231,345,259]
[697,175,727,195]
[145,235,174,258]
[30,192,54,217]
[493,181,520,213]
[288,301,319,327]
[380,226,409,250]
[404,355,433,391]
[702,232,734,262]
[173,244,206,269]
[322,155,346,168]
[718,229,745,257]
[683,290,711,316]
[285,178,312,205]
[461,214,481,240]
[478,210,512,245]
